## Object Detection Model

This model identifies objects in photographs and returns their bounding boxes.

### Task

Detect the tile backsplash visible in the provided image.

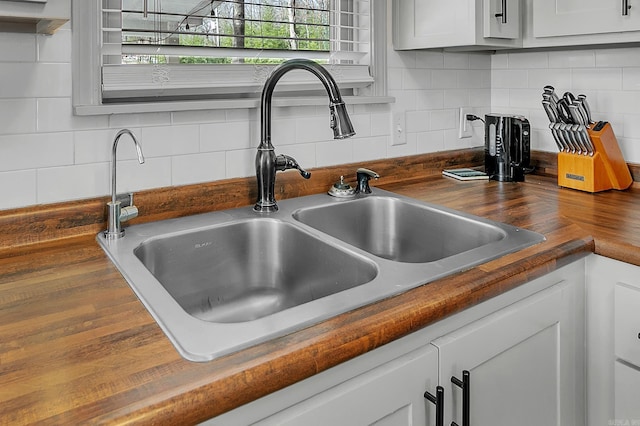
[491,48,640,165]
[1,16,640,211]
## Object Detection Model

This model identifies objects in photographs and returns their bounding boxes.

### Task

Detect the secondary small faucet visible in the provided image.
[254,58,356,212]
[104,129,145,239]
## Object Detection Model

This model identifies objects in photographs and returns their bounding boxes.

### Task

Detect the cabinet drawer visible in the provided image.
[615,283,640,367]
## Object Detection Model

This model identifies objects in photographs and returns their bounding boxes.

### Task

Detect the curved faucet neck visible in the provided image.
[111,129,145,204]
[260,59,344,148]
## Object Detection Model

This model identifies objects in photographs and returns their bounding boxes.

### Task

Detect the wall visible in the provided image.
[491,47,640,163]
[0,10,490,211]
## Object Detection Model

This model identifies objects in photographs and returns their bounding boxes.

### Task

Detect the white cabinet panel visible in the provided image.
[614,360,640,423]
[533,0,640,38]
[615,283,640,367]
[254,345,439,426]
[393,0,521,50]
[433,282,567,426]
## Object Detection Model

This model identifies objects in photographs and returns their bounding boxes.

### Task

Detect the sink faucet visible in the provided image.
[355,168,380,194]
[104,129,145,239]
[254,58,356,212]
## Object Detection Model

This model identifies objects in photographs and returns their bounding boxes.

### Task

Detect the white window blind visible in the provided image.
[99,0,373,101]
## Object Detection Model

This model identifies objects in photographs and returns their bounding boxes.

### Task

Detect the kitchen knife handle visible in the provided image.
[623,0,631,16]
[495,0,507,23]
[451,370,470,426]
[424,386,444,426]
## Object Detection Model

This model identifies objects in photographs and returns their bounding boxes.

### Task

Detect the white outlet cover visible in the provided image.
[458,107,473,139]
[391,112,406,146]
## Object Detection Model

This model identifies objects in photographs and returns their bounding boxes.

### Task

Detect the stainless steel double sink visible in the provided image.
[98,188,544,361]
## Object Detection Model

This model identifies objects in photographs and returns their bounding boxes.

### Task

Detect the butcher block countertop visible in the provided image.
[1,149,639,425]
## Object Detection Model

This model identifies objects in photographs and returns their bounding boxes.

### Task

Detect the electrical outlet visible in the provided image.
[458,107,473,139]
[391,112,406,146]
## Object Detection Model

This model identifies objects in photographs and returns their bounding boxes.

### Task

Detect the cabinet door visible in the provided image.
[433,279,584,426]
[254,345,439,426]
[533,0,640,38]
[614,360,640,423]
[392,0,473,49]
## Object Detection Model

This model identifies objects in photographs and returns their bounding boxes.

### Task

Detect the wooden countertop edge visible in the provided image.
[93,231,594,424]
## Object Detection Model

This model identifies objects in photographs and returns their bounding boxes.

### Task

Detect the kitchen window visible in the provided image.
[72,0,387,114]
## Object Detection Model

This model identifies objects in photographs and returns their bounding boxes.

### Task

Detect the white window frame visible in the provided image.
[72,0,388,115]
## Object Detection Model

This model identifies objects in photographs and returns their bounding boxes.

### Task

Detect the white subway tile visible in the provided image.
[491,53,509,70]
[444,90,470,109]
[37,29,72,63]
[387,48,416,70]
[316,139,354,167]
[171,152,226,186]
[0,63,71,98]
[623,114,640,139]
[618,137,640,161]
[268,118,297,146]
[431,70,458,89]
[0,132,73,172]
[444,53,470,69]
[388,90,417,114]
[415,51,444,69]
[37,98,108,132]
[405,110,430,133]
[491,70,528,89]
[140,125,200,157]
[469,89,491,108]
[116,157,171,193]
[548,50,595,69]
[0,99,36,135]
[571,68,622,91]
[491,89,510,107]
[595,47,640,68]
[430,109,456,130]
[0,170,37,210]
[507,51,549,69]
[74,128,143,164]
[0,33,36,62]
[594,91,638,115]
[350,114,372,139]
[388,132,417,158]
[469,53,491,70]
[278,143,317,169]
[225,148,256,178]
[402,68,430,90]
[370,113,391,137]
[416,90,444,110]
[508,89,542,109]
[352,136,388,162]
[200,121,252,151]
[416,130,445,153]
[387,68,403,90]
[37,163,109,204]
[527,68,572,90]
[458,70,489,89]
[623,68,640,91]
[294,116,335,143]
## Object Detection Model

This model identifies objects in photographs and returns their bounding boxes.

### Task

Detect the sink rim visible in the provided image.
[97,188,545,362]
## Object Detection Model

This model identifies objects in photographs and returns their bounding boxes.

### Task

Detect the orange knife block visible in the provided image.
[557,122,632,193]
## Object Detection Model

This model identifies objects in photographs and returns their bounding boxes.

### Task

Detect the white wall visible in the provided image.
[491,48,640,163]
[0,12,490,211]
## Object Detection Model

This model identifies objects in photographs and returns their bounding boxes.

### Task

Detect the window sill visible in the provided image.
[73,95,395,116]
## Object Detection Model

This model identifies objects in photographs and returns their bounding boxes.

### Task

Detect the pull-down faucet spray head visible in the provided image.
[329,102,355,139]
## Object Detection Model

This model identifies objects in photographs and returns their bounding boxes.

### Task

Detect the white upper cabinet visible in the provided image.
[393,0,522,51]
[525,0,640,48]
[533,0,640,38]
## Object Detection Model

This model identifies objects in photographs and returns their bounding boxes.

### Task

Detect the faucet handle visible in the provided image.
[355,168,380,194]
[276,154,311,179]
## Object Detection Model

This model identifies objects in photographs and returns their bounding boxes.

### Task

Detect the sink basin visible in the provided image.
[97,188,544,361]
[134,219,377,323]
[293,197,505,263]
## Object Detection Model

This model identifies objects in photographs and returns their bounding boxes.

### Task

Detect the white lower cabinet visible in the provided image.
[587,254,640,426]
[206,260,585,426]
[433,276,584,426]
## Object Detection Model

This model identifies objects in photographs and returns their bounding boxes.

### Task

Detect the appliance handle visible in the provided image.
[623,0,631,16]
